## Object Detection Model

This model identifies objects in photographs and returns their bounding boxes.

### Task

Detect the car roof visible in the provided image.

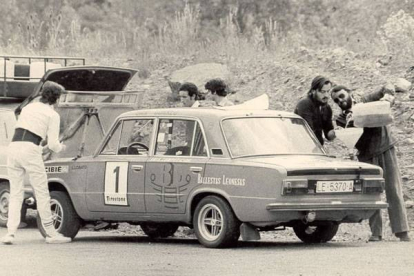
[119,108,301,121]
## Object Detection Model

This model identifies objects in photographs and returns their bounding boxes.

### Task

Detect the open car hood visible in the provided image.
[15,66,138,115]
[42,66,137,92]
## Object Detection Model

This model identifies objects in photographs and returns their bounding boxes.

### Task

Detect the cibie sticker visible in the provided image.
[104,162,128,206]
[45,166,69,174]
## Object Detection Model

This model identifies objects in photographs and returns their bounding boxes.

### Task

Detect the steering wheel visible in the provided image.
[126,142,149,155]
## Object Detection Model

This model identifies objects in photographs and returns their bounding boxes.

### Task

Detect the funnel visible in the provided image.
[335,128,363,149]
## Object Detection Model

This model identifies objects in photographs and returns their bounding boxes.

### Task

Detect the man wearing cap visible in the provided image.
[205,78,234,107]
[2,81,71,245]
[294,75,335,145]
[331,84,410,242]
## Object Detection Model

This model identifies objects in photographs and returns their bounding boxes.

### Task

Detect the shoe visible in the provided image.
[395,232,411,242]
[18,222,28,229]
[368,235,382,242]
[94,221,110,231]
[45,233,72,244]
[2,234,15,245]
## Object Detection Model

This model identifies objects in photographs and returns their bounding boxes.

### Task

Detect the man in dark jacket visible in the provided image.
[331,85,410,242]
[294,76,335,145]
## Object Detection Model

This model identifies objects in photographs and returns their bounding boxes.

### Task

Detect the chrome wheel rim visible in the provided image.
[198,203,223,241]
[0,191,9,220]
[50,199,63,230]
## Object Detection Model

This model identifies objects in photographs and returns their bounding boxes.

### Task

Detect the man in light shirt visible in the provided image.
[178,82,201,108]
[205,78,234,107]
[2,81,71,245]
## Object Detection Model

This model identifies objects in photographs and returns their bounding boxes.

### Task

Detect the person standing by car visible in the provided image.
[294,75,335,145]
[178,82,201,108]
[205,78,234,107]
[2,81,72,245]
[331,85,410,242]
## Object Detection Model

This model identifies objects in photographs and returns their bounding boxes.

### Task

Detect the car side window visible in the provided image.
[100,121,122,155]
[155,119,207,157]
[101,119,154,155]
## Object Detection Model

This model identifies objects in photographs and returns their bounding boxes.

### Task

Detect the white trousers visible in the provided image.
[7,142,57,237]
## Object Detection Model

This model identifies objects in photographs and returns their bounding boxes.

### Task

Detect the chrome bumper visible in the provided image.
[266,201,388,211]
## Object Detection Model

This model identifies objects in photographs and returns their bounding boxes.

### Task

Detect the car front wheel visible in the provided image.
[37,191,81,239]
[193,196,240,248]
[293,222,339,243]
[140,223,179,238]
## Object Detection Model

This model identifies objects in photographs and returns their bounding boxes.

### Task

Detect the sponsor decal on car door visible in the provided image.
[104,162,128,206]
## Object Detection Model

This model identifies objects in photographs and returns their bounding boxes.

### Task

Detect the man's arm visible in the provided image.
[323,105,335,141]
[294,99,315,130]
[363,84,395,103]
[47,113,64,153]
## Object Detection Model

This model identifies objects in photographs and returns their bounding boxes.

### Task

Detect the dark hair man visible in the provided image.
[331,85,410,242]
[205,78,234,107]
[294,76,335,145]
[2,81,71,245]
[178,82,200,107]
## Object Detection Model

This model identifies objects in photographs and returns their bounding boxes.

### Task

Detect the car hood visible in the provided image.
[15,66,138,115]
[41,66,137,92]
[241,155,382,176]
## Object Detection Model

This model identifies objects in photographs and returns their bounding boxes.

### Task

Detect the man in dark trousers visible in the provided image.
[331,85,410,242]
[294,76,335,145]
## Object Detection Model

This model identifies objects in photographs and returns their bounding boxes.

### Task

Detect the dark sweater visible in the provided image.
[294,96,334,145]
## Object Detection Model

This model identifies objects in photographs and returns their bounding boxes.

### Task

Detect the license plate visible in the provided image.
[316,181,354,193]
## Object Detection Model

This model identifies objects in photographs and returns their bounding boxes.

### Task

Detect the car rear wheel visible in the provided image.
[293,222,339,243]
[37,191,81,239]
[0,182,27,227]
[140,223,179,238]
[193,196,240,248]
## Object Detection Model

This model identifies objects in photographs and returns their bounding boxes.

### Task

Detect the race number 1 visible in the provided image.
[104,162,128,206]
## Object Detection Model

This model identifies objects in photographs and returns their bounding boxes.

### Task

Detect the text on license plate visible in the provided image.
[316,181,354,193]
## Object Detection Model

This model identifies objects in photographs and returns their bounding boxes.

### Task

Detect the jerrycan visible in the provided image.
[353,101,393,128]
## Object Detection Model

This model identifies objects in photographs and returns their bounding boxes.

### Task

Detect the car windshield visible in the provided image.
[222,117,324,157]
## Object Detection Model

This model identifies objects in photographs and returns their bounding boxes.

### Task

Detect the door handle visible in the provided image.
[131,165,144,172]
[190,166,203,173]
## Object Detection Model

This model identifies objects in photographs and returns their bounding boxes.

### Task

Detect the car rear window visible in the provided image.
[222,117,324,157]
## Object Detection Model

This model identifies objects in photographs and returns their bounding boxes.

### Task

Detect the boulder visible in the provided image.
[168,63,232,99]
[395,78,412,93]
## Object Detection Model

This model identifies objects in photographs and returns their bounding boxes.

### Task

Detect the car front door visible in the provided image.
[86,118,154,213]
[145,118,208,214]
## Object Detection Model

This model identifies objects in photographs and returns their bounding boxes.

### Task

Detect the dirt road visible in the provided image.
[0,227,413,276]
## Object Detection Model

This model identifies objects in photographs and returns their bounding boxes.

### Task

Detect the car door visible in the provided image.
[85,118,154,213]
[145,118,208,214]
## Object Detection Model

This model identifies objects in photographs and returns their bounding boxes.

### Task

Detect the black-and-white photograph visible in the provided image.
[0,1,413,275]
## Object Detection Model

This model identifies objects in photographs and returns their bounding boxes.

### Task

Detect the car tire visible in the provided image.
[193,196,240,248]
[0,182,27,227]
[293,222,339,243]
[140,223,179,238]
[37,191,81,239]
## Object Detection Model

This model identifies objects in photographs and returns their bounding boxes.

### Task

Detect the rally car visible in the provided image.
[39,108,387,248]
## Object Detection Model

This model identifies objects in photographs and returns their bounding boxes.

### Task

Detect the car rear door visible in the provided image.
[145,118,208,214]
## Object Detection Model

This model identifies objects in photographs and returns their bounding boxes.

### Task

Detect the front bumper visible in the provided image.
[266,201,388,212]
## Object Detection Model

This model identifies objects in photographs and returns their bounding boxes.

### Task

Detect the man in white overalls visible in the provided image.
[2,81,71,244]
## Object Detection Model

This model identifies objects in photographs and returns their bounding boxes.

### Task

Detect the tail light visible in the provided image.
[282,179,309,195]
[363,179,385,194]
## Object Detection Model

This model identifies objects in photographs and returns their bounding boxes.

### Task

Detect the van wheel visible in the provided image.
[37,191,81,239]
[193,196,240,248]
[293,222,339,243]
[0,182,27,227]
[140,223,178,238]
